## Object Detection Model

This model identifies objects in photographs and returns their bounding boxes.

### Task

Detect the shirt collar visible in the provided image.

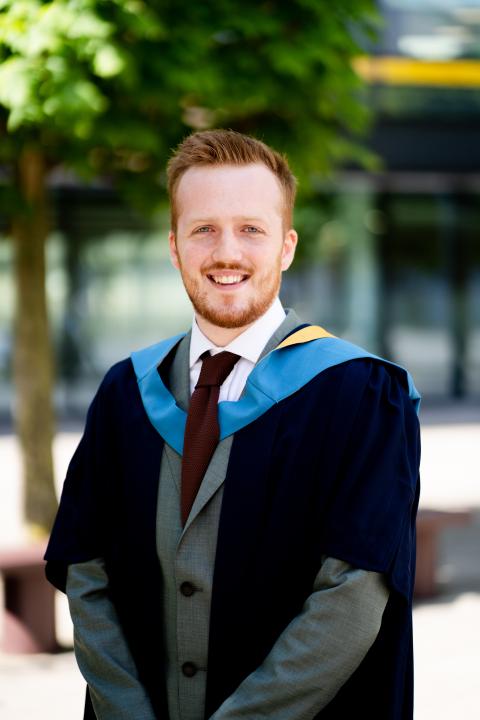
[189,297,286,368]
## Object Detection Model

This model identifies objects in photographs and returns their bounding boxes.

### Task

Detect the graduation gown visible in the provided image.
[45,326,421,719]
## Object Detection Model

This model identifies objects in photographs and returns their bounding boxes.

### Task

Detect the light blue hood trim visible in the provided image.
[131,334,421,456]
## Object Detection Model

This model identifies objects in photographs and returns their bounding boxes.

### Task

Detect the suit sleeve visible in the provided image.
[209,557,389,720]
[67,559,157,720]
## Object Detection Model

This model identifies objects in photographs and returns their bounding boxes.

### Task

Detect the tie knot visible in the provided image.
[196,351,240,388]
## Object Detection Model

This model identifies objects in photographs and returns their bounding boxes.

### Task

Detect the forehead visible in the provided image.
[175,163,284,224]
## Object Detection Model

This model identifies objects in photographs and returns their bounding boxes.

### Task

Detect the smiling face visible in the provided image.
[169,163,297,344]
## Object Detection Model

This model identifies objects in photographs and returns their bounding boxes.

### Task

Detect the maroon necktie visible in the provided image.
[181,351,240,526]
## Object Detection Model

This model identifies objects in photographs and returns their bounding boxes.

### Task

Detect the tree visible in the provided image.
[0,0,378,534]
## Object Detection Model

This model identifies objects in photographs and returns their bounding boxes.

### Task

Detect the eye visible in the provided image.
[193,226,214,234]
[243,226,262,233]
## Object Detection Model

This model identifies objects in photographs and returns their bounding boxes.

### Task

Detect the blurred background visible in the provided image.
[0,1,479,718]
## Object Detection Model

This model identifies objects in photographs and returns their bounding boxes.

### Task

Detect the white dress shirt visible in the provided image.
[189,297,286,400]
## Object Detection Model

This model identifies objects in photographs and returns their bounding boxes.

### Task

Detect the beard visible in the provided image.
[178,260,282,329]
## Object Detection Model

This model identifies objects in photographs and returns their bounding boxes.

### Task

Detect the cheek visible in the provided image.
[265,243,285,268]
[180,245,208,273]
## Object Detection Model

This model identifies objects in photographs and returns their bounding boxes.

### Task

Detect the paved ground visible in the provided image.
[0,410,479,719]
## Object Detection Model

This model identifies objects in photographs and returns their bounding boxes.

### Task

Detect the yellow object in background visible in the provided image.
[354,56,480,88]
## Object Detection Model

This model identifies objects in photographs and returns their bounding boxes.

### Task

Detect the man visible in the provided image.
[45,129,421,720]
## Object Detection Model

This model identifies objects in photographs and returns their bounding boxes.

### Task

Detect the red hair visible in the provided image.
[167,129,297,231]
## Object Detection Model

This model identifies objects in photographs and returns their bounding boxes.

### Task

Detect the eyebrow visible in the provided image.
[187,216,269,225]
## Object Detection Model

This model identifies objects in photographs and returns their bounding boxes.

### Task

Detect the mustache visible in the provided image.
[203,263,253,274]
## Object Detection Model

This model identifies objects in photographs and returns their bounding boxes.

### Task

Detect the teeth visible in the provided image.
[211,275,244,284]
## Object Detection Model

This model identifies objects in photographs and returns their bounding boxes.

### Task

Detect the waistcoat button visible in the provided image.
[180,581,196,597]
[182,662,198,678]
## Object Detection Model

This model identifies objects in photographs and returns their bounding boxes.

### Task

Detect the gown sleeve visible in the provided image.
[319,359,421,602]
[44,367,119,592]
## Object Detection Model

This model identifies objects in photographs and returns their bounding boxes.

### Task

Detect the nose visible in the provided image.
[211,228,243,265]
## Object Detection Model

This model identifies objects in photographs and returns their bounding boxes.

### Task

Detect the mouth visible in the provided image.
[206,273,250,288]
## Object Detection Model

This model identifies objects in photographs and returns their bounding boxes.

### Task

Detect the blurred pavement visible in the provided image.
[0,409,479,719]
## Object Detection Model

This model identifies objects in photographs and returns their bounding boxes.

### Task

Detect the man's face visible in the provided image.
[169,163,297,333]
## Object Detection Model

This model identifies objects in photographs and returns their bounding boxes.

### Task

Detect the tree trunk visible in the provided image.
[11,147,57,536]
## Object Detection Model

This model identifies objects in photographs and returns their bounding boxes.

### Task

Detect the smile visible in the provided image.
[207,274,249,286]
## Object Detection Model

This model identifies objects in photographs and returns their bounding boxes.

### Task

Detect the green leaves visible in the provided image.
[0,57,33,110]
[93,45,125,77]
[0,0,113,132]
[0,0,379,208]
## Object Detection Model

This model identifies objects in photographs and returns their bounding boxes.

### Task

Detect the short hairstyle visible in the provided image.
[167,129,297,231]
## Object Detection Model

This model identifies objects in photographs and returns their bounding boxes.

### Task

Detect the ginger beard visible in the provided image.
[175,253,283,329]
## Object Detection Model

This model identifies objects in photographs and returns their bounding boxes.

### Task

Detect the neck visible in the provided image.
[194,315,256,347]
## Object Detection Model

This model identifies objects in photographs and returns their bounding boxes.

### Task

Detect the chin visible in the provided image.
[194,297,274,329]
[185,279,280,330]
[198,307,259,329]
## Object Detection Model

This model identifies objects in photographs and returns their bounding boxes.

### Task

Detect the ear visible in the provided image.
[281,229,298,271]
[169,230,180,270]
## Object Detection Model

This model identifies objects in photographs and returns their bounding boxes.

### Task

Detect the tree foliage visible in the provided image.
[0,0,378,532]
[0,0,378,204]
